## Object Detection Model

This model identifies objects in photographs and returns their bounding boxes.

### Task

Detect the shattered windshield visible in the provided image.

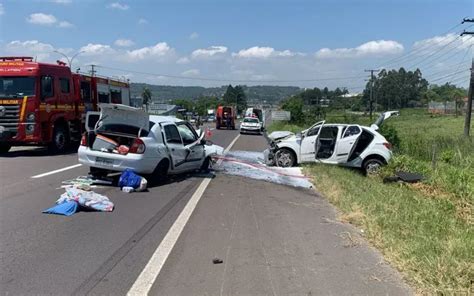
[0,77,36,97]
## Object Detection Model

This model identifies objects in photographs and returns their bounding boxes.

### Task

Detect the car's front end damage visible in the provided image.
[264,131,301,166]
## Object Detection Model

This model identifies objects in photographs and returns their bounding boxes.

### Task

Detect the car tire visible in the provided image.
[275,148,296,167]
[0,144,11,154]
[153,159,169,182]
[363,158,384,175]
[49,124,69,154]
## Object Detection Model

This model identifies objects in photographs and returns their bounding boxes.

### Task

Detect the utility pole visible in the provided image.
[460,22,473,136]
[365,69,380,119]
[90,64,97,77]
[463,58,473,137]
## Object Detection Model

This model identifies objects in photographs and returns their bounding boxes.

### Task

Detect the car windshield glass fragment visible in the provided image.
[0,77,36,97]
[243,118,259,123]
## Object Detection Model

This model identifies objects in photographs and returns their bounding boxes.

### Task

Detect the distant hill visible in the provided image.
[130,83,301,104]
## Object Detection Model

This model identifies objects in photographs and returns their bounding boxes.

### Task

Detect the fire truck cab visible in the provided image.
[0,56,130,153]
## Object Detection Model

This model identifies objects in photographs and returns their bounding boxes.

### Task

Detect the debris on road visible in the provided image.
[118,169,147,192]
[122,186,135,193]
[215,150,313,189]
[43,187,114,216]
[212,258,223,264]
[62,176,113,186]
[43,200,79,216]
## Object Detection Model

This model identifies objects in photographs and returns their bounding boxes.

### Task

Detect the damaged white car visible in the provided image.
[78,104,223,179]
[264,111,399,173]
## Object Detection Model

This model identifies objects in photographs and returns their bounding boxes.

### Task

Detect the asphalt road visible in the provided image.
[0,123,412,295]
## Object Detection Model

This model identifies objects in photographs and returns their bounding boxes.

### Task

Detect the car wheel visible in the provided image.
[363,158,384,175]
[275,148,295,167]
[49,124,69,154]
[0,144,11,154]
[153,159,169,182]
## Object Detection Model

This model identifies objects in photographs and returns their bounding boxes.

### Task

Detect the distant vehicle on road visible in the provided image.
[240,117,263,135]
[264,111,399,173]
[245,108,265,130]
[78,104,223,179]
[216,106,235,129]
[0,56,131,154]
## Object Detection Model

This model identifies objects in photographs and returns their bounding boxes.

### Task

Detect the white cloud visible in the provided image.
[315,40,404,59]
[189,32,199,40]
[50,0,72,4]
[26,12,73,28]
[191,46,227,59]
[233,46,274,58]
[413,33,474,52]
[138,18,148,25]
[176,57,190,64]
[126,42,172,60]
[27,13,57,25]
[0,3,5,16]
[232,46,300,58]
[114,39,135,47]
[80,43,114,55]
[107,2,129,10]
[58,21,73,28]
[3,40,55,61]
[181,69,200,76]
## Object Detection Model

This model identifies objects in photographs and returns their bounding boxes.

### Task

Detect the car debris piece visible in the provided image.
[212,258,223,264]
[383,171,424,183]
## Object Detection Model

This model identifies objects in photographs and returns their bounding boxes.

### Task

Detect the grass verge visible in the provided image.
[304,164,473,295]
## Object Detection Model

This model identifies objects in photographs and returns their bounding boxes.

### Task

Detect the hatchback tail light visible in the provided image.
[383,142,392,150]
[129,138,146,154]
[80,134,87,146]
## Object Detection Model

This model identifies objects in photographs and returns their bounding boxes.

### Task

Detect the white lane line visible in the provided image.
[127,134,240,296]
[31,164,83,179]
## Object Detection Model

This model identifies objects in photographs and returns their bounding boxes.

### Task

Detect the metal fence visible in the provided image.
[428,101,472,115]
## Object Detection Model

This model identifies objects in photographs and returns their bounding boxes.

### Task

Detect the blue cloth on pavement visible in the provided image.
[118,169,142,189]
[43,201,78,216]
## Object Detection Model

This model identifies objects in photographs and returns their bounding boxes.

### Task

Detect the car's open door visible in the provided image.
[334,125,362,163]
[299,121,324,162]
[370,111,399,130]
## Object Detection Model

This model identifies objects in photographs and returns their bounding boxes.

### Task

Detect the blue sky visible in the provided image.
[0,0,473,89]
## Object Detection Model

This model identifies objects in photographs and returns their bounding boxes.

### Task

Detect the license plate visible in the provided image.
[96,156,114,166]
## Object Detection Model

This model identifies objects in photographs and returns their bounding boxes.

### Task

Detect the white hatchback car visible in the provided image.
[264,111,399,173]
[240,117,263,134]
[78,104,223,178]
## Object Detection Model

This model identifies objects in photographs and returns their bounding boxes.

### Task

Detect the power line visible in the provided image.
[95,65,366,83]
[376,22,466,69]
[448,44,473,84]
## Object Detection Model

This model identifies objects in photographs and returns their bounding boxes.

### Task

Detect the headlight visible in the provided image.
[26,113,35,122]
[26,124,35,134]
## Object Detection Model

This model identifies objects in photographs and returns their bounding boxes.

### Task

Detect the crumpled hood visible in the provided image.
[267,131,295,141]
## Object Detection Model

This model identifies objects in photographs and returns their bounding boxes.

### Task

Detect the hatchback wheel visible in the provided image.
[275,148,295,167]
[364,158,384,174]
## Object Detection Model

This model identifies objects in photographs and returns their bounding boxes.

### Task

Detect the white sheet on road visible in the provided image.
[216,150,313,189]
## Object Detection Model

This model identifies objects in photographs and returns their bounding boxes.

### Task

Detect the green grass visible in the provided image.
[268,109,474,294]
[304,164,473,295]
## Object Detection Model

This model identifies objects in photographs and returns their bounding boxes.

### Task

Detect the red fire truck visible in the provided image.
[0,57,131,153]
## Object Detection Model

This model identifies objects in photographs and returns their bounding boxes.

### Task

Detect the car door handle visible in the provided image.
[171,148,175,151]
